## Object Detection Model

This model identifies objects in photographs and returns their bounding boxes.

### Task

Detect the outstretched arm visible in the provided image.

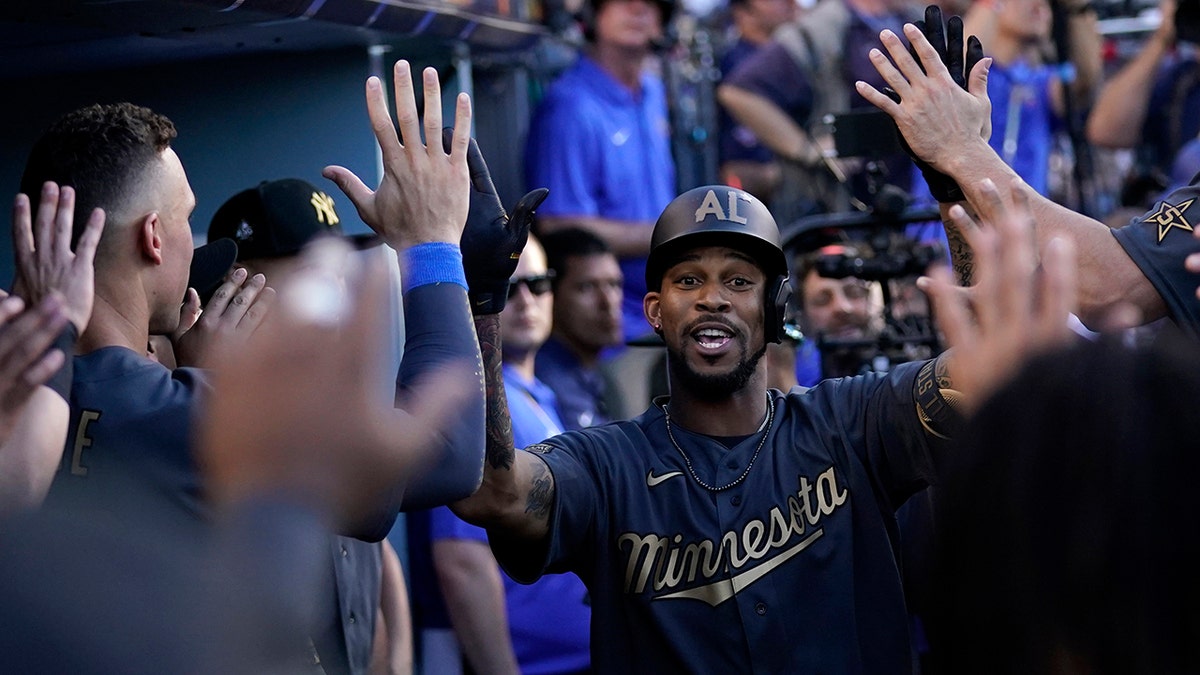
[450,313,553,541]
[918,178,1078,422]
[323,60,484,529]
[858,18,1165,327]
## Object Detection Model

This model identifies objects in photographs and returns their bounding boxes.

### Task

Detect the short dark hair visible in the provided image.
[540,227,613,286]
[21,102,177,245]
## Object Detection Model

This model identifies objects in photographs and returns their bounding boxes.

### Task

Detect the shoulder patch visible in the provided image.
[1145,196,1196,243]
[524,443,555,455]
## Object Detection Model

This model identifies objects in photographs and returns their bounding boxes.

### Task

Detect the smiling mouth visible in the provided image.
[694,327,733,350]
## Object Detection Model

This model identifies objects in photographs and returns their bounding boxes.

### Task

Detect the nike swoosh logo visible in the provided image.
[656,529,824,606]
[646,470,683,487]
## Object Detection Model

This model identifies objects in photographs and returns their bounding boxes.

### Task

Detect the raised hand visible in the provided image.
[447,129,549,315]
[197,241,471,528]
[0,293,70,442]
[173,267,275,369]
[881,6,986,202]
[324,61,473,250]
[12,182,104,334]
[920,178,1077,414]
[857,18,992,176]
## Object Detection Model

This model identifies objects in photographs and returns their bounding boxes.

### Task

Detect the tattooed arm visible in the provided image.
[939,202,977,286]
[450,313,554,542]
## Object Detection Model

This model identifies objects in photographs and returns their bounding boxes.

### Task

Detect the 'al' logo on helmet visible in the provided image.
[694,189,749,224]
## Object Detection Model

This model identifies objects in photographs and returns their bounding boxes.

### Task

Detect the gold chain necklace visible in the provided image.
[660,392,774,492]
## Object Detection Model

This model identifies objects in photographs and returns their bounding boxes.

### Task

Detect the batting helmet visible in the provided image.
[645,185,792,343]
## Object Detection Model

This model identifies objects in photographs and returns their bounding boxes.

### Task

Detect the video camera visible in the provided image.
[780,107,948,377]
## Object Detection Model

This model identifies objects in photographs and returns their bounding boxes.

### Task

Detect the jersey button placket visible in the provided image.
[730,494,742,506]
[754,602,767,616]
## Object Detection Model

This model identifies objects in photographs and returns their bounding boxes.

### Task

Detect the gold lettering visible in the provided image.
[767,505,793,548]
[742,518,769,560]
[655,534,687,590]
[797,475,820,525]
[679,540,719,582]
[617,465,851,600]
[71,410,101,476]
[618,532,670,593]
[816,467,848,516]
[310,191,340,226]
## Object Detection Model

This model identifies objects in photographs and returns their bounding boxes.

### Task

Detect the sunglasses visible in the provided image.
[507,271,556,299]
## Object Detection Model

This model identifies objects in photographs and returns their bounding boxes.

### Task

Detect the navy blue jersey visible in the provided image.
[1113,176,1200,337]
[492,361,941,674]
[48,347,206,518]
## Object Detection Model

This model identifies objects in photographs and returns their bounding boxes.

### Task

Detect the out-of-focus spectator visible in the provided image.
[413,235,591,675]
[717,0,798,203]
[524,0,677,347]
[932,335,1200,674]
[962,0,1101,196]
[717,0,922,224]
[0,238,470,675]
[537,227,626,426]
[1088,0,1200,180]
[206,177,405,675]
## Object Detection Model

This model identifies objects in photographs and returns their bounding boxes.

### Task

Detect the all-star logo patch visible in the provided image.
[525,443,554,455]
[1146,197,1196,243]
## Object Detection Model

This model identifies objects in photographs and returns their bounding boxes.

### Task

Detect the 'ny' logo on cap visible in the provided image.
[310,191,340,227]
[694,189,749,224]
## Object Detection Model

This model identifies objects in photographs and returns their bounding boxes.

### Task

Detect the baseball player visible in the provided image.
[29,62,489,543]
[450,182,1071,672]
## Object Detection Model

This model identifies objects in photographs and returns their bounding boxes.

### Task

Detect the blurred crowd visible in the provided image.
[3,0,1200,673]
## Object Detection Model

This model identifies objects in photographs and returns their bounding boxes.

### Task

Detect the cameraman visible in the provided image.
[791,243,885,385]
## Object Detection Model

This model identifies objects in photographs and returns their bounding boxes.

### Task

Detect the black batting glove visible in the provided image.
[887,5,986,203]
[443,128,549,315]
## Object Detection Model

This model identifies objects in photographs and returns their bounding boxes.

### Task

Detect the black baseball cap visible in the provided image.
[187,237,238,305]
[207,178,381,261]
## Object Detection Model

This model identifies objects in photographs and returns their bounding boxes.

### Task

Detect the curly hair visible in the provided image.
[21,102,177,246]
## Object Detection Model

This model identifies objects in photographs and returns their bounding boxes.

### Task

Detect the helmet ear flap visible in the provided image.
[766,275,792,344]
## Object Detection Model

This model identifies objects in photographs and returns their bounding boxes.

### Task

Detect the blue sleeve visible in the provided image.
[345,255,485,541]
[524,92,603,218]
[428,505,489,544]
[1112,178,1200,338]
[393,281,486,509]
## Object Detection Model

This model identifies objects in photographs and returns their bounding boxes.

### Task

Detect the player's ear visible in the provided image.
[645,292,663,334]
[137,213,164,265]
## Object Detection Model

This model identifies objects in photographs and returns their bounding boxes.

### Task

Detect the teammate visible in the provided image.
[857,8,1200,334]
[452,182,1074,671]
[26,61,486,538]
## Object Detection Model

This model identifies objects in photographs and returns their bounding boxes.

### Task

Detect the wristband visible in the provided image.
[402,242,468,294]
[914,358,965,440]
[44,323,79,402]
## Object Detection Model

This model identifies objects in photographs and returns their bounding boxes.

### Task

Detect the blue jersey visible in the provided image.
[986,60,1056,196]
[1113,175,1200,337]
[524,55,676,343]
[492,361,941,673]
[425,365,592,675]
